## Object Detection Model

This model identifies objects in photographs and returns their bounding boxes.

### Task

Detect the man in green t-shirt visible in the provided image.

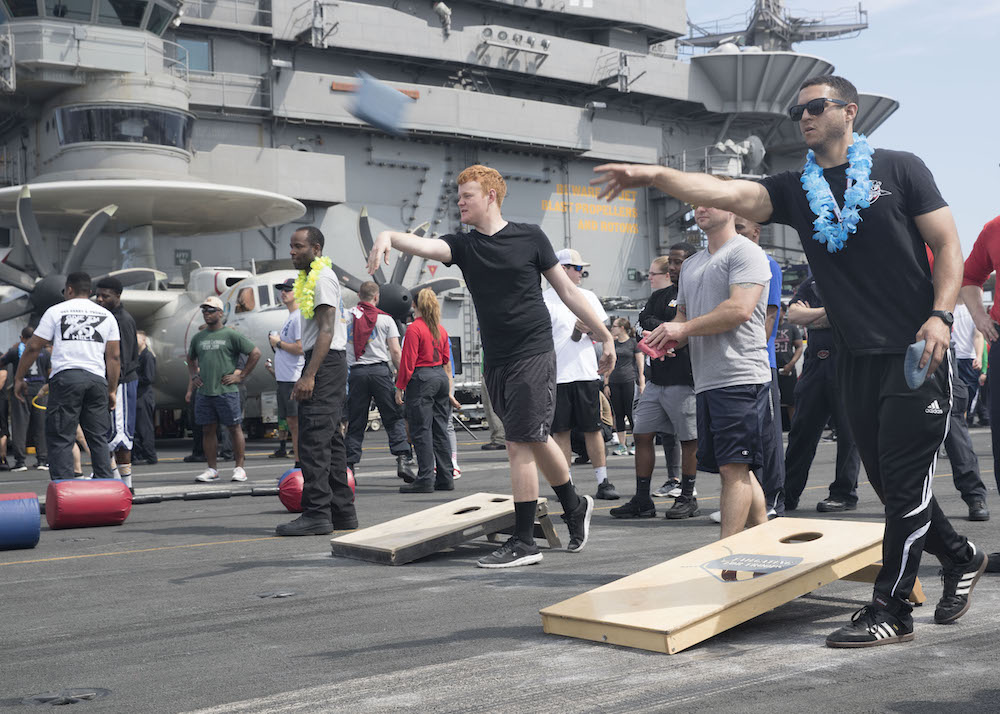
[187,296,261,483]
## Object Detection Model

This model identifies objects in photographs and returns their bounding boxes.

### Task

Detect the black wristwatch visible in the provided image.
[930,310,954,328]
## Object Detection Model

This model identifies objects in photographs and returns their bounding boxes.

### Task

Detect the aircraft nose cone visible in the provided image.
[377,283,412,322]
[32,274,66,312]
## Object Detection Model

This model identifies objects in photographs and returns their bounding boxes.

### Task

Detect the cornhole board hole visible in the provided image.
[330,492,561,565]
[540,517,923,655]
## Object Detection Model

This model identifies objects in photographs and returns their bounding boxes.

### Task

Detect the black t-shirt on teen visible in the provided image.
[773,320,802,368]
[441,222,559,368]
[638,285,693,387]
[609,336,639,384]
[111,304,139,383]
[759,149,947,355]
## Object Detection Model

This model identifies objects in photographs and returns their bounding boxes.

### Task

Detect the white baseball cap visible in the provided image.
[555,248,590,267]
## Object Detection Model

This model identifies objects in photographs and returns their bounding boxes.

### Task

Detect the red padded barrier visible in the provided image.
[45,480,132,529]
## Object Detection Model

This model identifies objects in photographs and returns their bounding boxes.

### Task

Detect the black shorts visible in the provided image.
[552,380,602,434]
[277,381,299,419]
[484,351,556,443]
[696,383,770,473]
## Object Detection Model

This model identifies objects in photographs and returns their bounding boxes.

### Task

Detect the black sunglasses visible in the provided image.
[788,97,848,122]
[565,264,584,272]
[201,306,220,313]
[275,286,293,293]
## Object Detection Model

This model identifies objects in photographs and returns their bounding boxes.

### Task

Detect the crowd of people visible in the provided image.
[9,73,1000,651]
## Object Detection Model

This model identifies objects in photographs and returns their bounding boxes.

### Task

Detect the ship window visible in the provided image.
[235,287,255,313]
[6,0,41,16]
[44,0,92,21]
[145,2,171,35]
[54,105,194,152]
[177,36,212,72]
[97,0,146,26]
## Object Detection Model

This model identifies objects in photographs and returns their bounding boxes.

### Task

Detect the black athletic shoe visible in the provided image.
[399,480,434,493]
[333,514,359,530]
[665,496,700,519]
[276,515,335,536]
[480,442,506,451]
[269,449,288,459]
[935,544,988,624]
[784,500,798,512]
[573,454,590,465]
[609,497,656,519]
[987,552,1000,574]
[562,495,594,553]
[826,605,914,648]
[968,498,990,522]
[477,536,542,569]
[817,498,857,513]
[183,454,206,463]
[396,455,416,483]
[595,480,620,500]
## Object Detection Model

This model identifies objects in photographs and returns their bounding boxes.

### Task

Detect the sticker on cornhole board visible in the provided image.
[700,553,804,583]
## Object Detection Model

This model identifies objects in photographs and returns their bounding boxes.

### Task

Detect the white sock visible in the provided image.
[112,467,121,480]
[594,466,607,484]
[122,473,133,488]
[451,452,459,469]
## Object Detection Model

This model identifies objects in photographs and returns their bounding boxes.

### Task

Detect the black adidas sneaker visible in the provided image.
[935,544,988,624]
[826,604,914,648]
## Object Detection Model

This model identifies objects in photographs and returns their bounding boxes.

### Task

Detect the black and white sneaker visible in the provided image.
[595,480,620,500]
[652,478,681,498]
[826,605,914,648]
[935,544,988,624]
[609,497,656,519]
[664,496,700,520]
[476,536,543,569]
[562,495,594,553]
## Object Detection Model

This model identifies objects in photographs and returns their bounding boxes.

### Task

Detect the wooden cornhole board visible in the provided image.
[330,492,561,565]
[540,517,923,655]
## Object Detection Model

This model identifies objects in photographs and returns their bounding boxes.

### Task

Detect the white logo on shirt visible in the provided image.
[60,314,107,342]
[925,400,943,415]
[868,180,892,204]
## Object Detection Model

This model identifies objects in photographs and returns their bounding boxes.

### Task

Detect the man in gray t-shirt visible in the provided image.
[644,205,773,539]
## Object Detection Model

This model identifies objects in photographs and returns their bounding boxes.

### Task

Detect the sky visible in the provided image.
[690,0,1000,254]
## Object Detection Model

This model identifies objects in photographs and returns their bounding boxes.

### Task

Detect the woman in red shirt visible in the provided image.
[395,289,455,493]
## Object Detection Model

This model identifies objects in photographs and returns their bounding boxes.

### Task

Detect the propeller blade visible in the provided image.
[63,204,118,275]
[95,268,168,287]
[329,263,365,294]
[0,261,38,293]
[16,187,56,276]
[358,207,386,285]
[0,296,34,322]
[410,277,463,296]
[389,220,429,285]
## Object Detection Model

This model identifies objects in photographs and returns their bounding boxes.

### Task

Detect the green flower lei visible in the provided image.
[293,255,332,319]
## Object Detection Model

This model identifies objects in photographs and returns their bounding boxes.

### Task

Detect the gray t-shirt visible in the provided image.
[347,311,400,366]
[677,235,772,394]
[300,266,348,352]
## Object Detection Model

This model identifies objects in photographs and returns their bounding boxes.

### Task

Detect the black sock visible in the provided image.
[552,481,581,515]
[681,474,696,499]
[514,500,537,544]
[635,477,652,501]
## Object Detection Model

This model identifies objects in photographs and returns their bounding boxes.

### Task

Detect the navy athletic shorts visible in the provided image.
[695,383,770,473]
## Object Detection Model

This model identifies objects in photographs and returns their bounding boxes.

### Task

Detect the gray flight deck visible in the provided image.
[2,430,999,712]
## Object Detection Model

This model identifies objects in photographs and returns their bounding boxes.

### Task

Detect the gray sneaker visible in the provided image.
[653,478,680,497]
[477,536,543,569]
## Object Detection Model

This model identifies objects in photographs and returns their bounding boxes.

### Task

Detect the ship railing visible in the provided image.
[0,144,22,187]
[188,70,271,111]
[179,0,273,28]
[158,38,189,80]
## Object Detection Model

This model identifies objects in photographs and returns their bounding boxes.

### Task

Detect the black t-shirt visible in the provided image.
[1,344,50,383]
[760,149,947,355]
[442,222,558,367]
[638,285,693,387]
[112,304,139,383]
[792,276,835,359]
[773,320,802,367]
[609,336,639,384]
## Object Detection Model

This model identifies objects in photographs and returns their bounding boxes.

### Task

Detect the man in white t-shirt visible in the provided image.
[267,278,305,465]
[345,280,415,481]
[543,249,617,500]
[276,226,356,536]
[15,272,120,480]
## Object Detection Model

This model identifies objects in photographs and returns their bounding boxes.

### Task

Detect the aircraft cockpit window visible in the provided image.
[235,287,255,313]
[257,285,271,308]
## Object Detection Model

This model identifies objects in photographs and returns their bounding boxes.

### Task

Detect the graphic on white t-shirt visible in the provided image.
[60,313,109,342]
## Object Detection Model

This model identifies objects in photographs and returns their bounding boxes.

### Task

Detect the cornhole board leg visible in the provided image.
[841,563,926,605]
[330,493,549,565]
[487,501,562,549]
[540,518,888,655]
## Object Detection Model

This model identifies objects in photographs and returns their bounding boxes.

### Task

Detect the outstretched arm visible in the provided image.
[368,231,452,274]
[591,164,774,224]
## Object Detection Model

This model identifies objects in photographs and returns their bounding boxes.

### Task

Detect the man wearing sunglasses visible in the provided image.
[592,74,983,649]
[267,278,305,465]
[187,296,261,484]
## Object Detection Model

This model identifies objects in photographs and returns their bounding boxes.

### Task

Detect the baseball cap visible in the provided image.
[200,296,225,311]
[555,248,591,267]
[274,278,295,291]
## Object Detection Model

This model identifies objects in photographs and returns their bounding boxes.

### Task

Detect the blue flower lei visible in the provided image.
[799,132,875,252]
